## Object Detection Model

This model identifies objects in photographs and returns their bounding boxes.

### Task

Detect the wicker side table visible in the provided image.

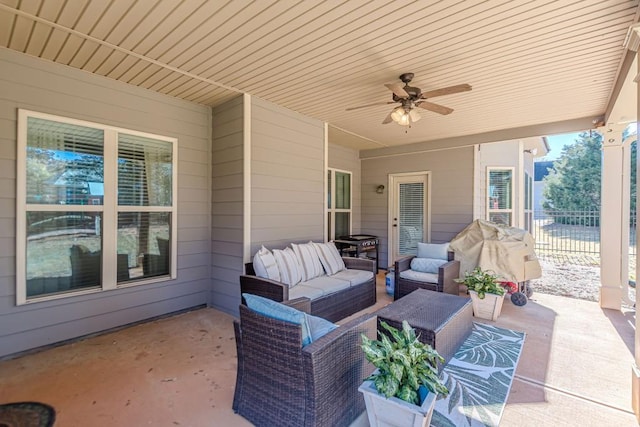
[375,288,473,371]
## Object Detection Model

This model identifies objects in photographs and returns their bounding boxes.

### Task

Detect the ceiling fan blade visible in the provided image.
[346,101,396,111]
[385,83,409,98]
[420,83,472,99]
[416,101,454,115]
[382,111,394,124]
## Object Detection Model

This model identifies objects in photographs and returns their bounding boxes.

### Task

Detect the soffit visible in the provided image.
[0,0,638,150]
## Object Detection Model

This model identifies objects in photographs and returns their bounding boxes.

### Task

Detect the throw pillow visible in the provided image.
[242,293,312,346]
[306,313,338,342]
[291,242,324,281]
[252,246,281,281]
[273,247,302,288]
[410,257,448,274]
[313,241,346,275]
[417,242,450,260]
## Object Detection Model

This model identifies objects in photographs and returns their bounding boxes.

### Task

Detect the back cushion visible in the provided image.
[273,247,302,288]
[313,241,346,275]
[410,257,448,274]
[243,293,312,346]
[253,246,280,281]
[417,242,450,260]
[292,242,324,281]
[306,313,338,342]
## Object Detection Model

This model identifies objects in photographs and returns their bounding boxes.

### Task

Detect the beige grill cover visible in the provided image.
[449,219,542,283]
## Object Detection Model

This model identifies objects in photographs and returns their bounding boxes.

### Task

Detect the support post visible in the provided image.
[599,125,627,310]
[625,22,640,423]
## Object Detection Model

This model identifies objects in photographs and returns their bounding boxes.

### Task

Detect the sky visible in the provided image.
[541,132,582,161]
[541,123,638,161]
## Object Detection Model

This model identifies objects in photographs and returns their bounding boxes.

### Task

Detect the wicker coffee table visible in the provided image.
[375,288,473,370]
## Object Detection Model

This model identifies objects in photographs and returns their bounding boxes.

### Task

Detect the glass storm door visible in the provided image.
[390,173,429,262]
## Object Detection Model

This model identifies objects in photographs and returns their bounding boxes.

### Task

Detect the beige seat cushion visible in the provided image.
[290,276,351,300]
[330,269,373,286]
[399,270,438,284]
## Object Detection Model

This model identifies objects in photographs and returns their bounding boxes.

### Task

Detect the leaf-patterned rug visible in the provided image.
[431,322,525,427]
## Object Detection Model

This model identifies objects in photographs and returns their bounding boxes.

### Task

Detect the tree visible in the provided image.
[542,131,602,225]
[26,148,63,203]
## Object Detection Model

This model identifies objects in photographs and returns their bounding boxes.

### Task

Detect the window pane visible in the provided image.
[26,211,102,298]
[524,173,530,210]
[327,170,332,209]
[118,134,173,206]
[399,182,424,255]
[529,175,534,210]
[26,117,104,205]
[335,212,350,238]
[488,170,512,209]
[335,172,351,209]
[489,212,512,225]
[118,212,171,280]
[327,212,332,241]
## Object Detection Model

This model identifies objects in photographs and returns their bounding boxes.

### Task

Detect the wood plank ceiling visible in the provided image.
[0,0,638,150]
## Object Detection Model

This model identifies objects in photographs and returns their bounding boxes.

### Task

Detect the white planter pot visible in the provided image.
[469,290,504,320]
[358,379,436,427]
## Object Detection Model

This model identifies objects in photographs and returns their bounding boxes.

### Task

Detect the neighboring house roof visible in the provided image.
[52,170,103,188]
[534,161,555,181]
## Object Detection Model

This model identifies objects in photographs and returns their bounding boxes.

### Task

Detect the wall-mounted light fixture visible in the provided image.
[376,185,385,194]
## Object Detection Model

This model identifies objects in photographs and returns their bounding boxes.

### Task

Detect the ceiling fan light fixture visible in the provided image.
[390,106,405,122]
[397,112,411,126]
[409,109,421,122]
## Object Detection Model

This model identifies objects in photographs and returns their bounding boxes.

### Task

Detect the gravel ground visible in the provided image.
[530,256,635,305]
[531,258,601,302]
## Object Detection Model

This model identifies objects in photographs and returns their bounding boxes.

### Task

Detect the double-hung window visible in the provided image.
[524,171,533,232]
[17,110,177,304]
[487,167,514,226]
[327,169,352,240]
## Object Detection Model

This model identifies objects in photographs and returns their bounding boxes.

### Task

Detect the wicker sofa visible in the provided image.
[394,245,460,300]
[241,256,376,323]
[233,297,377,427]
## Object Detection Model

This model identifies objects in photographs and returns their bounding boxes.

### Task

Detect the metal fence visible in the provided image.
[533,209,637,256]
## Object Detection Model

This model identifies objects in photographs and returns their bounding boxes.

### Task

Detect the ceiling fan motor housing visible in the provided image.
[399,72,414,83]
[392,86,422,102]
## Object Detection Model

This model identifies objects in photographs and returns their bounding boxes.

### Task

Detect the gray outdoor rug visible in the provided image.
[431,322,526,427]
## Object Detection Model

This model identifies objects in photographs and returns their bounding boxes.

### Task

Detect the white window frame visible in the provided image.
[16,109,178,305]
[524,171,533,233]
[486,167,515,226]
[327,168,352,241]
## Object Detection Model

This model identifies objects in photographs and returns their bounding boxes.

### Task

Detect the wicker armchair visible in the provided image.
[233,299,377,427]
[394,251,460,299]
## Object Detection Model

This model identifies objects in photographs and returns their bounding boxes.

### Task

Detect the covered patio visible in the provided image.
[0,279,635,426]
[1,1,640,425]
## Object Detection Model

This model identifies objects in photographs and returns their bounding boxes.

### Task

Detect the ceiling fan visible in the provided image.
[346,73,472,126]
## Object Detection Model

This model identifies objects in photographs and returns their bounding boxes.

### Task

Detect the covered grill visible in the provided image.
[449,220,542,305]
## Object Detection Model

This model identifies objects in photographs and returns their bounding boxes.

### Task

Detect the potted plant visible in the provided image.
[456,267,506,320]
[358,320,449,427]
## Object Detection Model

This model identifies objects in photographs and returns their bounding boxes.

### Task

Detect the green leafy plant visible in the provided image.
[361,320,449,405]
[455,267,506,299]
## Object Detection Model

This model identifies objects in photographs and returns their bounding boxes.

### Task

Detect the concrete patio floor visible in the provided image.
[0,275,637,426]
